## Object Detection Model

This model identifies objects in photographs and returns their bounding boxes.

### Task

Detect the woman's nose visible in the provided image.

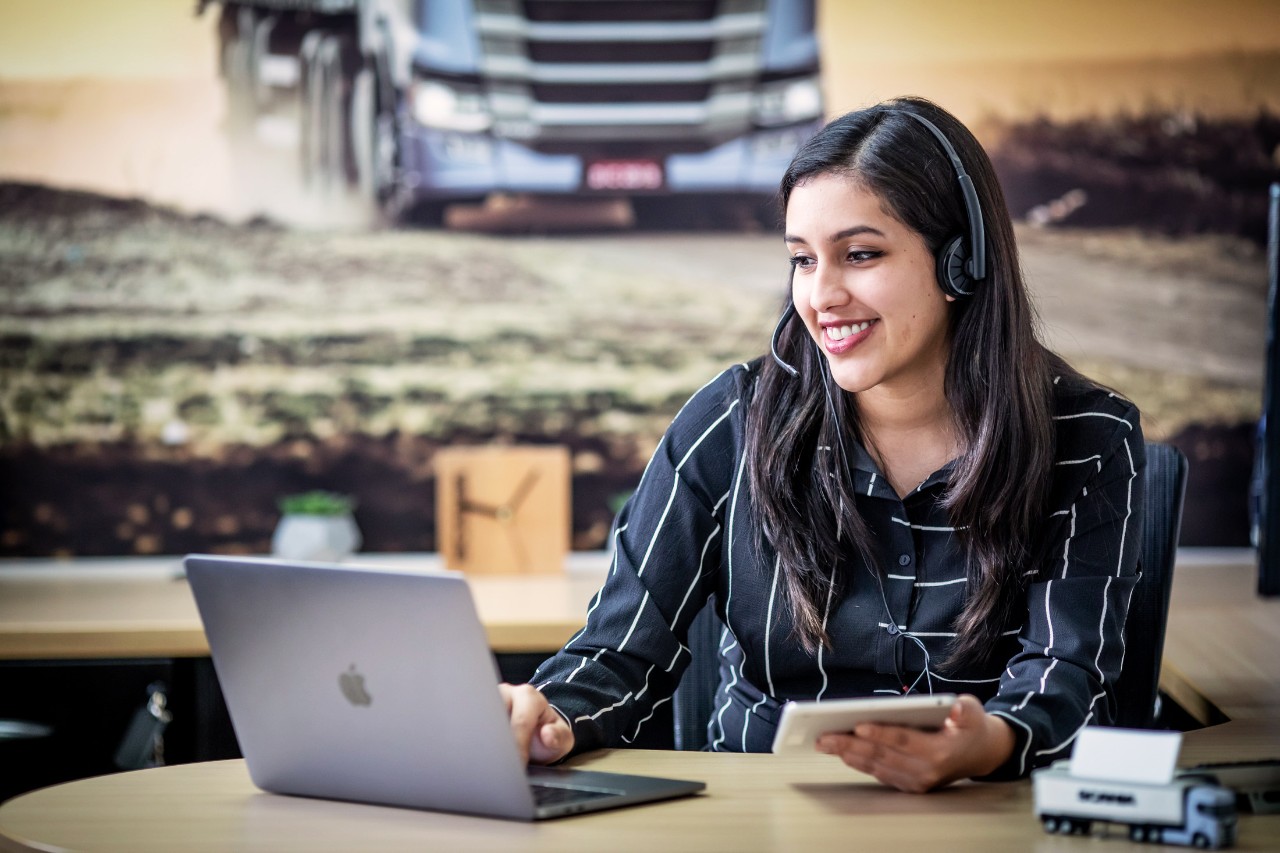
[808,262,849,313]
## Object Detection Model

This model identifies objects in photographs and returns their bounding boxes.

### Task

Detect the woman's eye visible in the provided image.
[788,255,815,270]
[848,250,881,263]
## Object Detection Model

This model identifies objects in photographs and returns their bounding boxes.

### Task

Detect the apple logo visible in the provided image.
[338,664,372,706]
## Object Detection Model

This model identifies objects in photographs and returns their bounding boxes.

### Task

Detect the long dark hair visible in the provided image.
[746,96,1072,669]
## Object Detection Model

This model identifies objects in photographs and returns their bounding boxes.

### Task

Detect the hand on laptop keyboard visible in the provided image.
[501,682,575,765]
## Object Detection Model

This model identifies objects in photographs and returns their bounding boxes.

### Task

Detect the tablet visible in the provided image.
[771,694,958,754]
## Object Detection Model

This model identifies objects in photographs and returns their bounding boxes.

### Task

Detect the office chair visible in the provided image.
[671,442,1189,750]
[1113,441,1188,728]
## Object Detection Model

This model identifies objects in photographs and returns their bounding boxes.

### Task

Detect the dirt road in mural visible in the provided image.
[0,182,1267,557]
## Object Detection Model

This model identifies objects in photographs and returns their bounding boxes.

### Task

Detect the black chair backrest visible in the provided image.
[671,442,1188,749]
[1115,441,1188,728]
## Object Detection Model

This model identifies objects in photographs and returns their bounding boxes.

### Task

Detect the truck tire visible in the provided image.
[1041,816,1059,833]
[1192,833,1210,849]
[324,35,358,187]
[298,30,326,187]
[249,14,278,112]
[221,11,256,133]
[300,32,356,191]
[350,67,378,200]
[350,65,408,221]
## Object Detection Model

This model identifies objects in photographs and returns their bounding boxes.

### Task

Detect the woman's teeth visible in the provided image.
[827,321,872,341]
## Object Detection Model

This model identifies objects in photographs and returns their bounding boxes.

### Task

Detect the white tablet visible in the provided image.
[771,694,958,754]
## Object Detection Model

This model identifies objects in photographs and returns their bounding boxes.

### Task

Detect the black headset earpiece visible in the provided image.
[889,110,987,299]
[935,234,974,299]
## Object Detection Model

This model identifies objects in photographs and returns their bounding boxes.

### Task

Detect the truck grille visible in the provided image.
[531,82,712,104]
[527,41,714,64]
[474,0,767,151]
[522,1,718,23]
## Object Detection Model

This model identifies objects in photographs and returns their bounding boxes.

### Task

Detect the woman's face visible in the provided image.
[785,172,955,400]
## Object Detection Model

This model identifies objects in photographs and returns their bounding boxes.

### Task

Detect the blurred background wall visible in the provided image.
[1,0,1277,557]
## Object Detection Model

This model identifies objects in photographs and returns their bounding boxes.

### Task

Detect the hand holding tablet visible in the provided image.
[771,694,958,754]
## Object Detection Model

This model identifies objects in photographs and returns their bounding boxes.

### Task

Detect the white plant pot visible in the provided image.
[271,513,362,562]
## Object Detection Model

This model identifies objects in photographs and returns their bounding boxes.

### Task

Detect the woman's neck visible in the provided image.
[855,383,960,497]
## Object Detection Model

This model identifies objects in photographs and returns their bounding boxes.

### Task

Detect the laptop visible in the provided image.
[183,554,705,820]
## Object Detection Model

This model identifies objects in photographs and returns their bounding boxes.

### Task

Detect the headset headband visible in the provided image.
[890,110,987,284]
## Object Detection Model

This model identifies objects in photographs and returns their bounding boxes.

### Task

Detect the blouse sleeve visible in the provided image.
[531,367,747,754]
[981,411,1145,780]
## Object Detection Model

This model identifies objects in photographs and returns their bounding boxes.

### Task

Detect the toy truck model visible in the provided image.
[1033,761,1237,849]
[198,0,824,223]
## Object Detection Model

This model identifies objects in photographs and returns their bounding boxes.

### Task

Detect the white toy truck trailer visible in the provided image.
[1033,761,1238,849]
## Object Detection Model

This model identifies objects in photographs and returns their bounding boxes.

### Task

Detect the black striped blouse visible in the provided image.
[534,359,1144,780]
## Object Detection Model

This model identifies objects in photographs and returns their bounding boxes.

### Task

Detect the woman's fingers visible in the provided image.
[529,714,574,764]
[814,694,1013,792]
[499,682,574,765]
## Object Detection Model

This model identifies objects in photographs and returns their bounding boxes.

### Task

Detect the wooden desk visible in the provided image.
[2,747,1277,853]
[1160,551,1280,725]
[1,550,1278,850]
[0,554,607,659]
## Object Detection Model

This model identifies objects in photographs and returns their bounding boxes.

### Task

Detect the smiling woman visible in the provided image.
[502,97,1146,795]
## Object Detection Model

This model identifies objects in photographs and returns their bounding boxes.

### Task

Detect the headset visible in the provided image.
[895,109,988,299]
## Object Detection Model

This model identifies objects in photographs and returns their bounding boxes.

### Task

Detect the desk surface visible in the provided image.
[2,743,1278,853]
[2,551,1279,851]
[1160,553,1280,724]
[0,553,607,657]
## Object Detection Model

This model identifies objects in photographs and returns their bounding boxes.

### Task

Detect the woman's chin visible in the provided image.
[826,367,878,395]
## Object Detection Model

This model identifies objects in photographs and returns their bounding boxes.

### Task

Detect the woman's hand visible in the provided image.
[814,694,1014,792]
[500,682,575,765]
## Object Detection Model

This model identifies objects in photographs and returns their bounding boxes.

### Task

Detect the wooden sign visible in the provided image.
[434,445,571,574]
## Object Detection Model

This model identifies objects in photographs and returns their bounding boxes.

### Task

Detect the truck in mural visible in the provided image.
[199,0,824,223]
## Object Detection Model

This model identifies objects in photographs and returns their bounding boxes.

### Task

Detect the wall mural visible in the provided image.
[1,0,1277,559]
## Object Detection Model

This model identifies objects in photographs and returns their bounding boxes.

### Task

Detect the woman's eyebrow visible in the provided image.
[784,224,886,245]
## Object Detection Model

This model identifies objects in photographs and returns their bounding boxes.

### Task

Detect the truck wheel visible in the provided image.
[1041,816,1059,833]
[322,35,358,187]
[315,35,344,189]
[350,67,378,200]
[222,19,255,132]
[1129,825,1145,842]
[1192,833,1210,849]
[351,65,407,221]
[298,31,326,187]
[299,33,356,191]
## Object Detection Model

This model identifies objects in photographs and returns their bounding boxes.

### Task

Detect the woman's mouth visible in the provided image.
[823,319,876,353]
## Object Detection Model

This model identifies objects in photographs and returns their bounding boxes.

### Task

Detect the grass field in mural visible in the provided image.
[0,107,1274,557]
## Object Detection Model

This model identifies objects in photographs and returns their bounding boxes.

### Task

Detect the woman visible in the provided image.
[503,97,1144,793]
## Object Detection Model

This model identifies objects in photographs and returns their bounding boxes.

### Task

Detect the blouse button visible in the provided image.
[898,553,912,567]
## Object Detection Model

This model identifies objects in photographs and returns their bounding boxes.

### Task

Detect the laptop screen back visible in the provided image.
[185,555,540,819]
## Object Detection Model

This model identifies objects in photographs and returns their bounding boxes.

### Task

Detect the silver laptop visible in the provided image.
[183,554,704,820]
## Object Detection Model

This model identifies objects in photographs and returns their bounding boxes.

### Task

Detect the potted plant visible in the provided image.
[271,491,362,562]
